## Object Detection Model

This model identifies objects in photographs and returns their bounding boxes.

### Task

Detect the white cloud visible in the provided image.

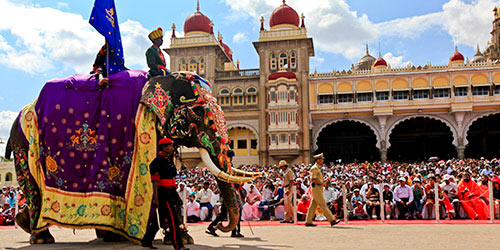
[56,2,69,9]
[224,0,499,61]
[383,52,412,68]
[0,0,166,74]
[233,32,248,43]
[376,13,443,39]
[0,110,18,157]
[224,0,377,60]
[378,0,499,49]
[441,0,499,48]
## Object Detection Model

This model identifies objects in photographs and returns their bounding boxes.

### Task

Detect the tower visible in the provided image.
[253,0,314,165]
[165,1,234,84]
[484,5,500,61]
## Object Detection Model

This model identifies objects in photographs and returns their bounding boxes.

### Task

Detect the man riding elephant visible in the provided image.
[4,71,261,245]
[146,27,169,78]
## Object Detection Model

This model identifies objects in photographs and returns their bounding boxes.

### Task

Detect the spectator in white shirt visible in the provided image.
[394,177,414,219]
[324,181,338,204]
[186,194,201,223]
[441,175,461,218]
[197,181,214,221]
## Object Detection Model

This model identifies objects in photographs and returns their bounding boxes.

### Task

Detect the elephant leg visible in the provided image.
[182,231,194,245]
[29,229,54,244]
[102,230,126,242]
[14,149,43,237]
[15,207,31,234]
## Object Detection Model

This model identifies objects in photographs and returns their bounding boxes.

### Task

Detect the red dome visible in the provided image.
[269,3,300,28]
[450,51,464,62]
[373,57,387,67]
[184,11,212,34]
[220,40,233,61]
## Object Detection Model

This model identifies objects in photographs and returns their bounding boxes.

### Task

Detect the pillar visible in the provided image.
[457,146,465,159]
[380,149,387,162]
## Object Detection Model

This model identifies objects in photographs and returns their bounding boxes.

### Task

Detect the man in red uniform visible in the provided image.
[457,172,488,220]
[142,138,188,250]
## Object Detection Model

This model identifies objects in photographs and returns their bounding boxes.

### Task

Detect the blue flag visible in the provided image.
[89,0,126,74]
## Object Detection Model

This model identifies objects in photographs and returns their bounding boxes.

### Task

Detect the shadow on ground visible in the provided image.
[8,238,291,250]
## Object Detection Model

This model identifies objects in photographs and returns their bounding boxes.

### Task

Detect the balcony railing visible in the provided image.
[310,61,499,78]
[216,69,260,78]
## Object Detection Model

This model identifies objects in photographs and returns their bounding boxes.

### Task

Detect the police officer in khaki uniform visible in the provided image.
[279,160,294,223]
[305,153,340,227]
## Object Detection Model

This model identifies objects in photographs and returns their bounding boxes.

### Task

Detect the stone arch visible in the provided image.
[313,118,382,151]
[356,81,372,92]
[226,123,259,139]
[375,80,389,91]
[494,73,500,83]
[318,83,333,94]
[413,77,429,88]
[219,88,230,95]
[337,82,353,93]
[5,172,12,182]
[462,111,500,147]
[432,76,450,87]
[471,74,488,84]
[452,75,468,86]
[385,114,459,149]
[392,79,408,90]
[246,86,258,94]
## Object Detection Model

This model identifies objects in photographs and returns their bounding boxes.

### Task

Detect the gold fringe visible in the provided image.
[39,219,141,245]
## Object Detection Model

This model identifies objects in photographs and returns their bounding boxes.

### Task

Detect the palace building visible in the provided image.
[166,1,500,167]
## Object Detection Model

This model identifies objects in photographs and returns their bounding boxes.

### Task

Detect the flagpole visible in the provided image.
[106,40,109,81]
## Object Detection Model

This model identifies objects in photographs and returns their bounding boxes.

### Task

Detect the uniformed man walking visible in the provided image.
[279,160,294,223]
[305,153,340,227]
[142,138,188,250]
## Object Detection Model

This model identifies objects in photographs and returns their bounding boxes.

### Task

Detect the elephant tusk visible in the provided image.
[199,147,222,176]
[216,171,256,184]
[199,147,257,184]
[230,168,263,178]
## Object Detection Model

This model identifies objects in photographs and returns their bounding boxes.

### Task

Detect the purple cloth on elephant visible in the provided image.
[34,70,148,196]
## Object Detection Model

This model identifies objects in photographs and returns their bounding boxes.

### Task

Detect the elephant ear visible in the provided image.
[168,72,199,106]
[140,75,174,125]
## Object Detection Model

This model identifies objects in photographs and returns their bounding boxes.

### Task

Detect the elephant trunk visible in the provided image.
[214,180,240,232]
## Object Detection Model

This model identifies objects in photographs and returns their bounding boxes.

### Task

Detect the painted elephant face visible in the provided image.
[140,72,261,184]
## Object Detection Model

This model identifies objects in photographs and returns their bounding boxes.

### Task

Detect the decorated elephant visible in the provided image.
[4,70,261,244]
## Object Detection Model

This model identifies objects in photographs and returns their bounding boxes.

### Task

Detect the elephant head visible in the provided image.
[140,72,261,232]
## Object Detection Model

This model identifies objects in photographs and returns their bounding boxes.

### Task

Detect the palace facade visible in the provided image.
[165,1,500,167]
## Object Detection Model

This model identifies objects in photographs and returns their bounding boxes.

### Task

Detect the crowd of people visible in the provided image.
[2,157,500,226]
[174,157,500,222]
[0,186,24,226]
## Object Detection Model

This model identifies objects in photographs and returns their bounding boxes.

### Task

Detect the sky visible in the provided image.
[0,0,499,156]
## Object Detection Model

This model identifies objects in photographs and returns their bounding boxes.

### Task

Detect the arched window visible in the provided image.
[218,89,230,106]
[246,87,258,105]
[279,52,288,70]
[180,59,187,71]
[5,172,12,182]
[270,53,277,70]
[199,57,205,75]
[188,59,197,73]
[290,51,297,69]
[233,88,244,105]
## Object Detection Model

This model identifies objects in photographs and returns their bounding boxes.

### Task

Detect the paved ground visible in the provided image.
[1,223,500,250]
